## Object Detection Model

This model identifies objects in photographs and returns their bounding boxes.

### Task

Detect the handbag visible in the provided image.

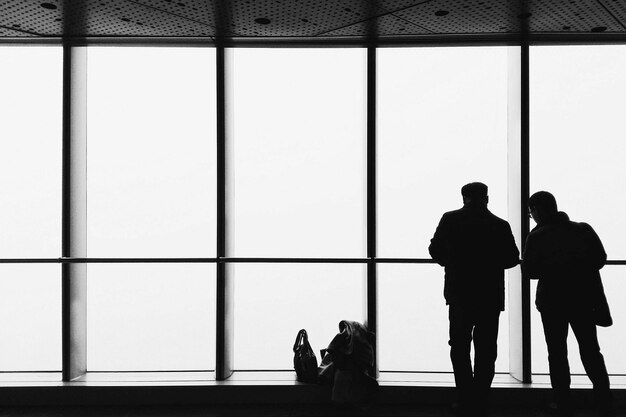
[293,329,318,383]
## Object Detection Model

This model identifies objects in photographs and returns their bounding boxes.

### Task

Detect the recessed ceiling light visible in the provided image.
[254,17,271,25]
[435,10,449,17]
[40,2,57,10]
[591,26,607,32]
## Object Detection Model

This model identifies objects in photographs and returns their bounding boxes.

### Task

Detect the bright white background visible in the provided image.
[0,47,62,371]
[86,48,216,371]
[232,48,366,369]
[377,47,510,372]
[232,48,366,258]
[530,45,626,375]
[2,44,625,376]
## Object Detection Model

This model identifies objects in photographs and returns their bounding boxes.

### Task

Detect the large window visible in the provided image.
[86,48,217,371]
[4,42,626,383]
[530,45,626,375]
[232,48,366,258]
[233,264,365,370]
[377,47,510,372]
[0,47,62,371]
[231,48,367,370]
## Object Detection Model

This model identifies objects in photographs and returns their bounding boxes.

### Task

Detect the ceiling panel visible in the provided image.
[528,0,625,33]
[392,0,523,34]
[0,26,37,37]
[600,0,626,29]
[1,0,626,41]
[213,0,389,37]
[377,0,437,13]
[0,1,61,35]
[78,0,216,37]
[320,13,431,37]
[130,0,217,26]
[0,0,218,37]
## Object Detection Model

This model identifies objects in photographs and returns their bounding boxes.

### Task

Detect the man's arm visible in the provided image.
[429,214,451,267]
[501,222,521,269]
[581,223,607,270]
[521,232,541,279]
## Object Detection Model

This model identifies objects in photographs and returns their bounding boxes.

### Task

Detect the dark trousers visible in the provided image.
[449,304,500,406]
[540,309,611,407]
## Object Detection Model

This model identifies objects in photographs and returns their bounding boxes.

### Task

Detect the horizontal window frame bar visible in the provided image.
[85,369,215,374]
[1,258,626,265]
[4,33,626,47]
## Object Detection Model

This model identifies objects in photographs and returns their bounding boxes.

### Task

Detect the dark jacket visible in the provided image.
[429,203,520,311]
[522,211,607,313]
[318,321,377,406]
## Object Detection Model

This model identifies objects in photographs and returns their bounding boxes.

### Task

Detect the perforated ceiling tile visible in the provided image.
[528,0,624,32]
[392,0,522,34]
[320,13,431,37]
[77,0,216,37]
[130,0,215,25]
[214,0,389,37]
[2,0,626,40]
[600,0,626,29]
[0,0,218,37]
[0,26,38,37]
[378,0,438,14]
[0,1,62,35]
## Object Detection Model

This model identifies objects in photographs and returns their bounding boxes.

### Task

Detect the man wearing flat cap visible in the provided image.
[429,182,520,415]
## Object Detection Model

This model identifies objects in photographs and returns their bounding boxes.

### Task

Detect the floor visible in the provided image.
[0,404,622,417]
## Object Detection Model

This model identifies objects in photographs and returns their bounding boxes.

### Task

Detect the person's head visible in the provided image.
[461,182,489,206]
[528,191,557,224]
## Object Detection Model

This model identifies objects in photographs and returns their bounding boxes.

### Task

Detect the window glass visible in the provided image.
[378,47,508,258]
[530,45,626,259]
[233,263,365,370]
[233,48,366,258]
[87,264,215,371]
[530,45,626,375]
[378,264,510,372]
[0,47,62,372]
[0,47,61,258]
[87,47,216,258]
[377,47,510,373]
[0,265,61,371]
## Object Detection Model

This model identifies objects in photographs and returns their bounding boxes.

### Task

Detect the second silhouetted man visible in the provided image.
[429,182,520,416]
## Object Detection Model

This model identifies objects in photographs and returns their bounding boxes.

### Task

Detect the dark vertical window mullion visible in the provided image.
[520,42,532,383]
[61,44,88,382]
[366,46,378,374]
[216,46,234,380]
[216,46,227,380]
[61,44,72,382]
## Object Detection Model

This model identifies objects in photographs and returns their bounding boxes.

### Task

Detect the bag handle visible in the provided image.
[293,329,308,352]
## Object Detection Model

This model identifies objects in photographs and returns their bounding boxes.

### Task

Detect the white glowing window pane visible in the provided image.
[0,47,61,258]
[233,263,365,370]
[0,265,61,371]
[378,264,510,373]
[530,45,626,260]
[232,48,366,258]
[87,264,216,371]
[378,47,508,258]
[87,47,217,258]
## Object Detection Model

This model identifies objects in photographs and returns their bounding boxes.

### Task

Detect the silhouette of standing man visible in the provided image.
[429,182,519,416]
[523,191,612,417]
